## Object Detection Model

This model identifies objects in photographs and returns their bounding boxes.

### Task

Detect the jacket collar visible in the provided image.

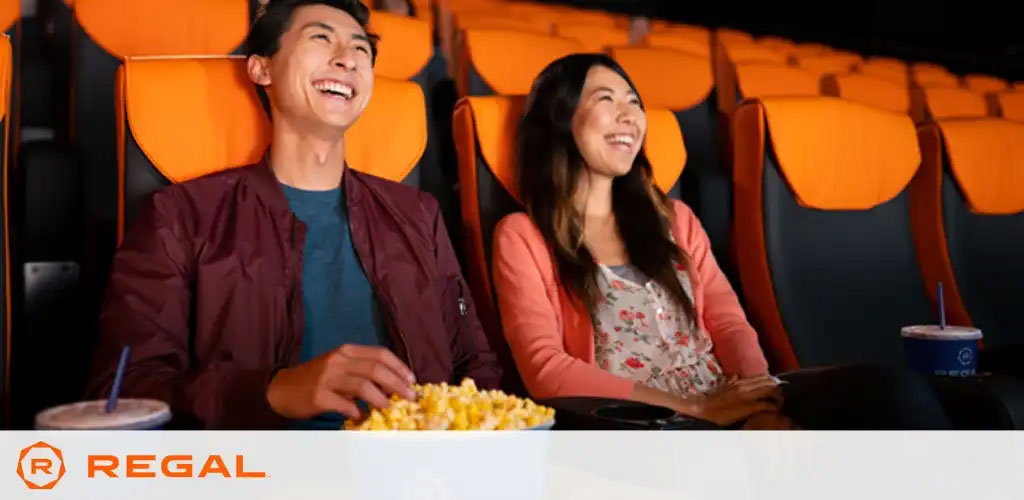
[243,152,370,215]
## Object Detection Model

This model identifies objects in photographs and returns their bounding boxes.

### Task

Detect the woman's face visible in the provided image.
[571,65,646,179]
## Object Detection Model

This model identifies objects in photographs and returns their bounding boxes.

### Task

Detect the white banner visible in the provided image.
[2,431,1022,500]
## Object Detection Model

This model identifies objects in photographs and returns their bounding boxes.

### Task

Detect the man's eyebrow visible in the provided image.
[300,21,335,32]
[352,33,372,43]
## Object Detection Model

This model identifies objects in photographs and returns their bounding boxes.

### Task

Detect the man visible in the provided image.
[88,0,501,429]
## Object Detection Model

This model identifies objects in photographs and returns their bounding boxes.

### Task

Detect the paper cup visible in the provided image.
[35,399,172,430]
[901,325,982,377]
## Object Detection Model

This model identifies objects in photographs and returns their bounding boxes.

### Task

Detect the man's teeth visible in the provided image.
[607,134,635,145]
[313,80,354,98]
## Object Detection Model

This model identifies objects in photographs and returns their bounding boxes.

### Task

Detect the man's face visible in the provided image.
[249,5,374,133]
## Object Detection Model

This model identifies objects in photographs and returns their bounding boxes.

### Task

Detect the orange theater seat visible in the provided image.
[369,10,434,82]
[455,12,552,35]
[794,53,862,78]
[459,29,581,96]
[732,97,929,370]
[644,31,711,58]
[822,73,911,115]
[911,118,1024,347]
[716,28,754,45]
[1,1,16,155]
[757,36,796,54]
[789,42,831,58]
[453,95,688,392]
[554,24,629,53]
[912,63,959,88]
[72,0,250,283]
[962,74,1008,93]
[734,62,821,101]
[859,57,908,85]
[994,91,1024,122]
[115,56,427,238]
[911,87,988,123]
[714,41,789,114]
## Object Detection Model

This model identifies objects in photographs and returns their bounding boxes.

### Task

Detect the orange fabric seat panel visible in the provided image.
[369,11,433,80]
[0,35,9,121]
[923,87,988,120]
[456,13,552,35]
[651,24,709,39]
[554,24,628,53]
[757,36,795,53]
[795,54,861,77]
[75,0,247,58]
[716,29,753,44]
[1015,81,1024,90]
[996,91,1024,122]
[608,47,713,110]
[859,58,908,85]
[0,1,18,33]
[345,77,428,182]
[962,74,1008,93]
[464,29,581,95]
[468,96,686,200]
[830,73,910,114]
[724,42,788,64]
[913,67,959,88]
[938,119,1024,215]
[121,57,271,186]
[790,42,831,58]
[761,97,921,210]
[644,32,711,58]
[734,63,820,100]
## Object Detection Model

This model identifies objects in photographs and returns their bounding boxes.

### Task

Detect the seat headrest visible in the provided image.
[795,54,861,77]
[923,87,987,120]
[938,118,1024,215]
[858,59,908,85]
[716,29,753,44]
[369,10,433,80]
[465,96,686,201]
[554,24,628,53]
[75,0,247,59]
[724,42,788,64]
[962,74,1008,93]
[0,1,18,34]
[0,36,9,121]
[643,32,711,58]
[790,42,831,57]
[757,36,796,53]
[832,73,910,114]
[122,57,424,184]
[457,13,552,35]
[761,97,921,210]
[735,62,820,100]
[996,91,1024,123]
[913,66,959,88]
[609,47,713,110]
[464,29,581,95]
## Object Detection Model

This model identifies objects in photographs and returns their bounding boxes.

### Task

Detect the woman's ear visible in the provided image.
[247,55,272,86]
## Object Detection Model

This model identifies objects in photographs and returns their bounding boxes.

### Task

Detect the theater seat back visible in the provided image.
[733,97,931,371]
[460,29,581,96]
[117,56,427,237]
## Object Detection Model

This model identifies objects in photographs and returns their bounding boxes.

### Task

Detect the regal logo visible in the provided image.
[17,441,67,489]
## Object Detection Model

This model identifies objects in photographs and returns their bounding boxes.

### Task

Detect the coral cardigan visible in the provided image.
[492,200,769,400]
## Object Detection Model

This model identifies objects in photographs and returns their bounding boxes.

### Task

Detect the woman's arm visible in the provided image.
[673,202,770,377]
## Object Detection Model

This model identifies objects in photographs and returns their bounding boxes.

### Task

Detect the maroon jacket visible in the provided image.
[88,160,501,429]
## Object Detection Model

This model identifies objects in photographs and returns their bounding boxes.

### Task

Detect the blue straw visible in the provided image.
[938,282,946,330]
[106,345,131,413]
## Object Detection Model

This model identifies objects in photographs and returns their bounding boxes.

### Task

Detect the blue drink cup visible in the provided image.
[34,399,172,430]
[901,325,982,377]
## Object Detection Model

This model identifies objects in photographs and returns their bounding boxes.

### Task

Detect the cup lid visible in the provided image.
[900,325,983,340]
[35,399,172,430]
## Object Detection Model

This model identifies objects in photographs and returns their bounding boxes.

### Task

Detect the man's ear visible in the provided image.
[247,55,272,86]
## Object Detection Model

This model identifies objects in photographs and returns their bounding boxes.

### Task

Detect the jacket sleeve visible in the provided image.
[674,202,769,377]
[87,192,284,429]
[424,194,503,390]
[492,216,635,400]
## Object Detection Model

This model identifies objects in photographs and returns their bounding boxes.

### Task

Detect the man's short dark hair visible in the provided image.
[246,0,379,64]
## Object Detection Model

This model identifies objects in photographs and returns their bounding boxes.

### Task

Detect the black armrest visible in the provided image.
[537,396,720,430]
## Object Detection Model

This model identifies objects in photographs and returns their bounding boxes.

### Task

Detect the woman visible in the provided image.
[492,54,952,429]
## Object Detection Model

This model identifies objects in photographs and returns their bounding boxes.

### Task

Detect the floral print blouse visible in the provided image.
[591,263,725,397]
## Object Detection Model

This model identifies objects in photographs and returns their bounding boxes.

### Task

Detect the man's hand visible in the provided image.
[266,345,416,420]
[742,411,799,430]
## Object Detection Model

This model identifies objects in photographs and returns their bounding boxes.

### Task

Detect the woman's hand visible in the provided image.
[676,375,783,426]
[742,411,799,430]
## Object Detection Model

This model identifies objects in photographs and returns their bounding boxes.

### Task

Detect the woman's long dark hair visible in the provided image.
[517,53,694,322]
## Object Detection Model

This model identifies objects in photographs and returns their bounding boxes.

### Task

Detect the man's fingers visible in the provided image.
[314,390,362,420]
[338,345,415,383]
[335,376,393,409]
[339,357,416,400]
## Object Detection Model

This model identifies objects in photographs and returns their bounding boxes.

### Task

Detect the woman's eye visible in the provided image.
[599,95,613,102]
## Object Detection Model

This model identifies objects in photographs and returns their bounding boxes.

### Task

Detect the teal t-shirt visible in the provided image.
[280,183,388,430]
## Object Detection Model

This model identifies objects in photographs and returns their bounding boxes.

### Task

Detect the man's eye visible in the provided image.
[312,33,329,41]
[355,45,370,54]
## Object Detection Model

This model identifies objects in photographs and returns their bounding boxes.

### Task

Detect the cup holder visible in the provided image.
[592,403,676,422]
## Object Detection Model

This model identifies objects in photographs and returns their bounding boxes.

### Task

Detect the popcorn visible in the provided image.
[344,378,555,431]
